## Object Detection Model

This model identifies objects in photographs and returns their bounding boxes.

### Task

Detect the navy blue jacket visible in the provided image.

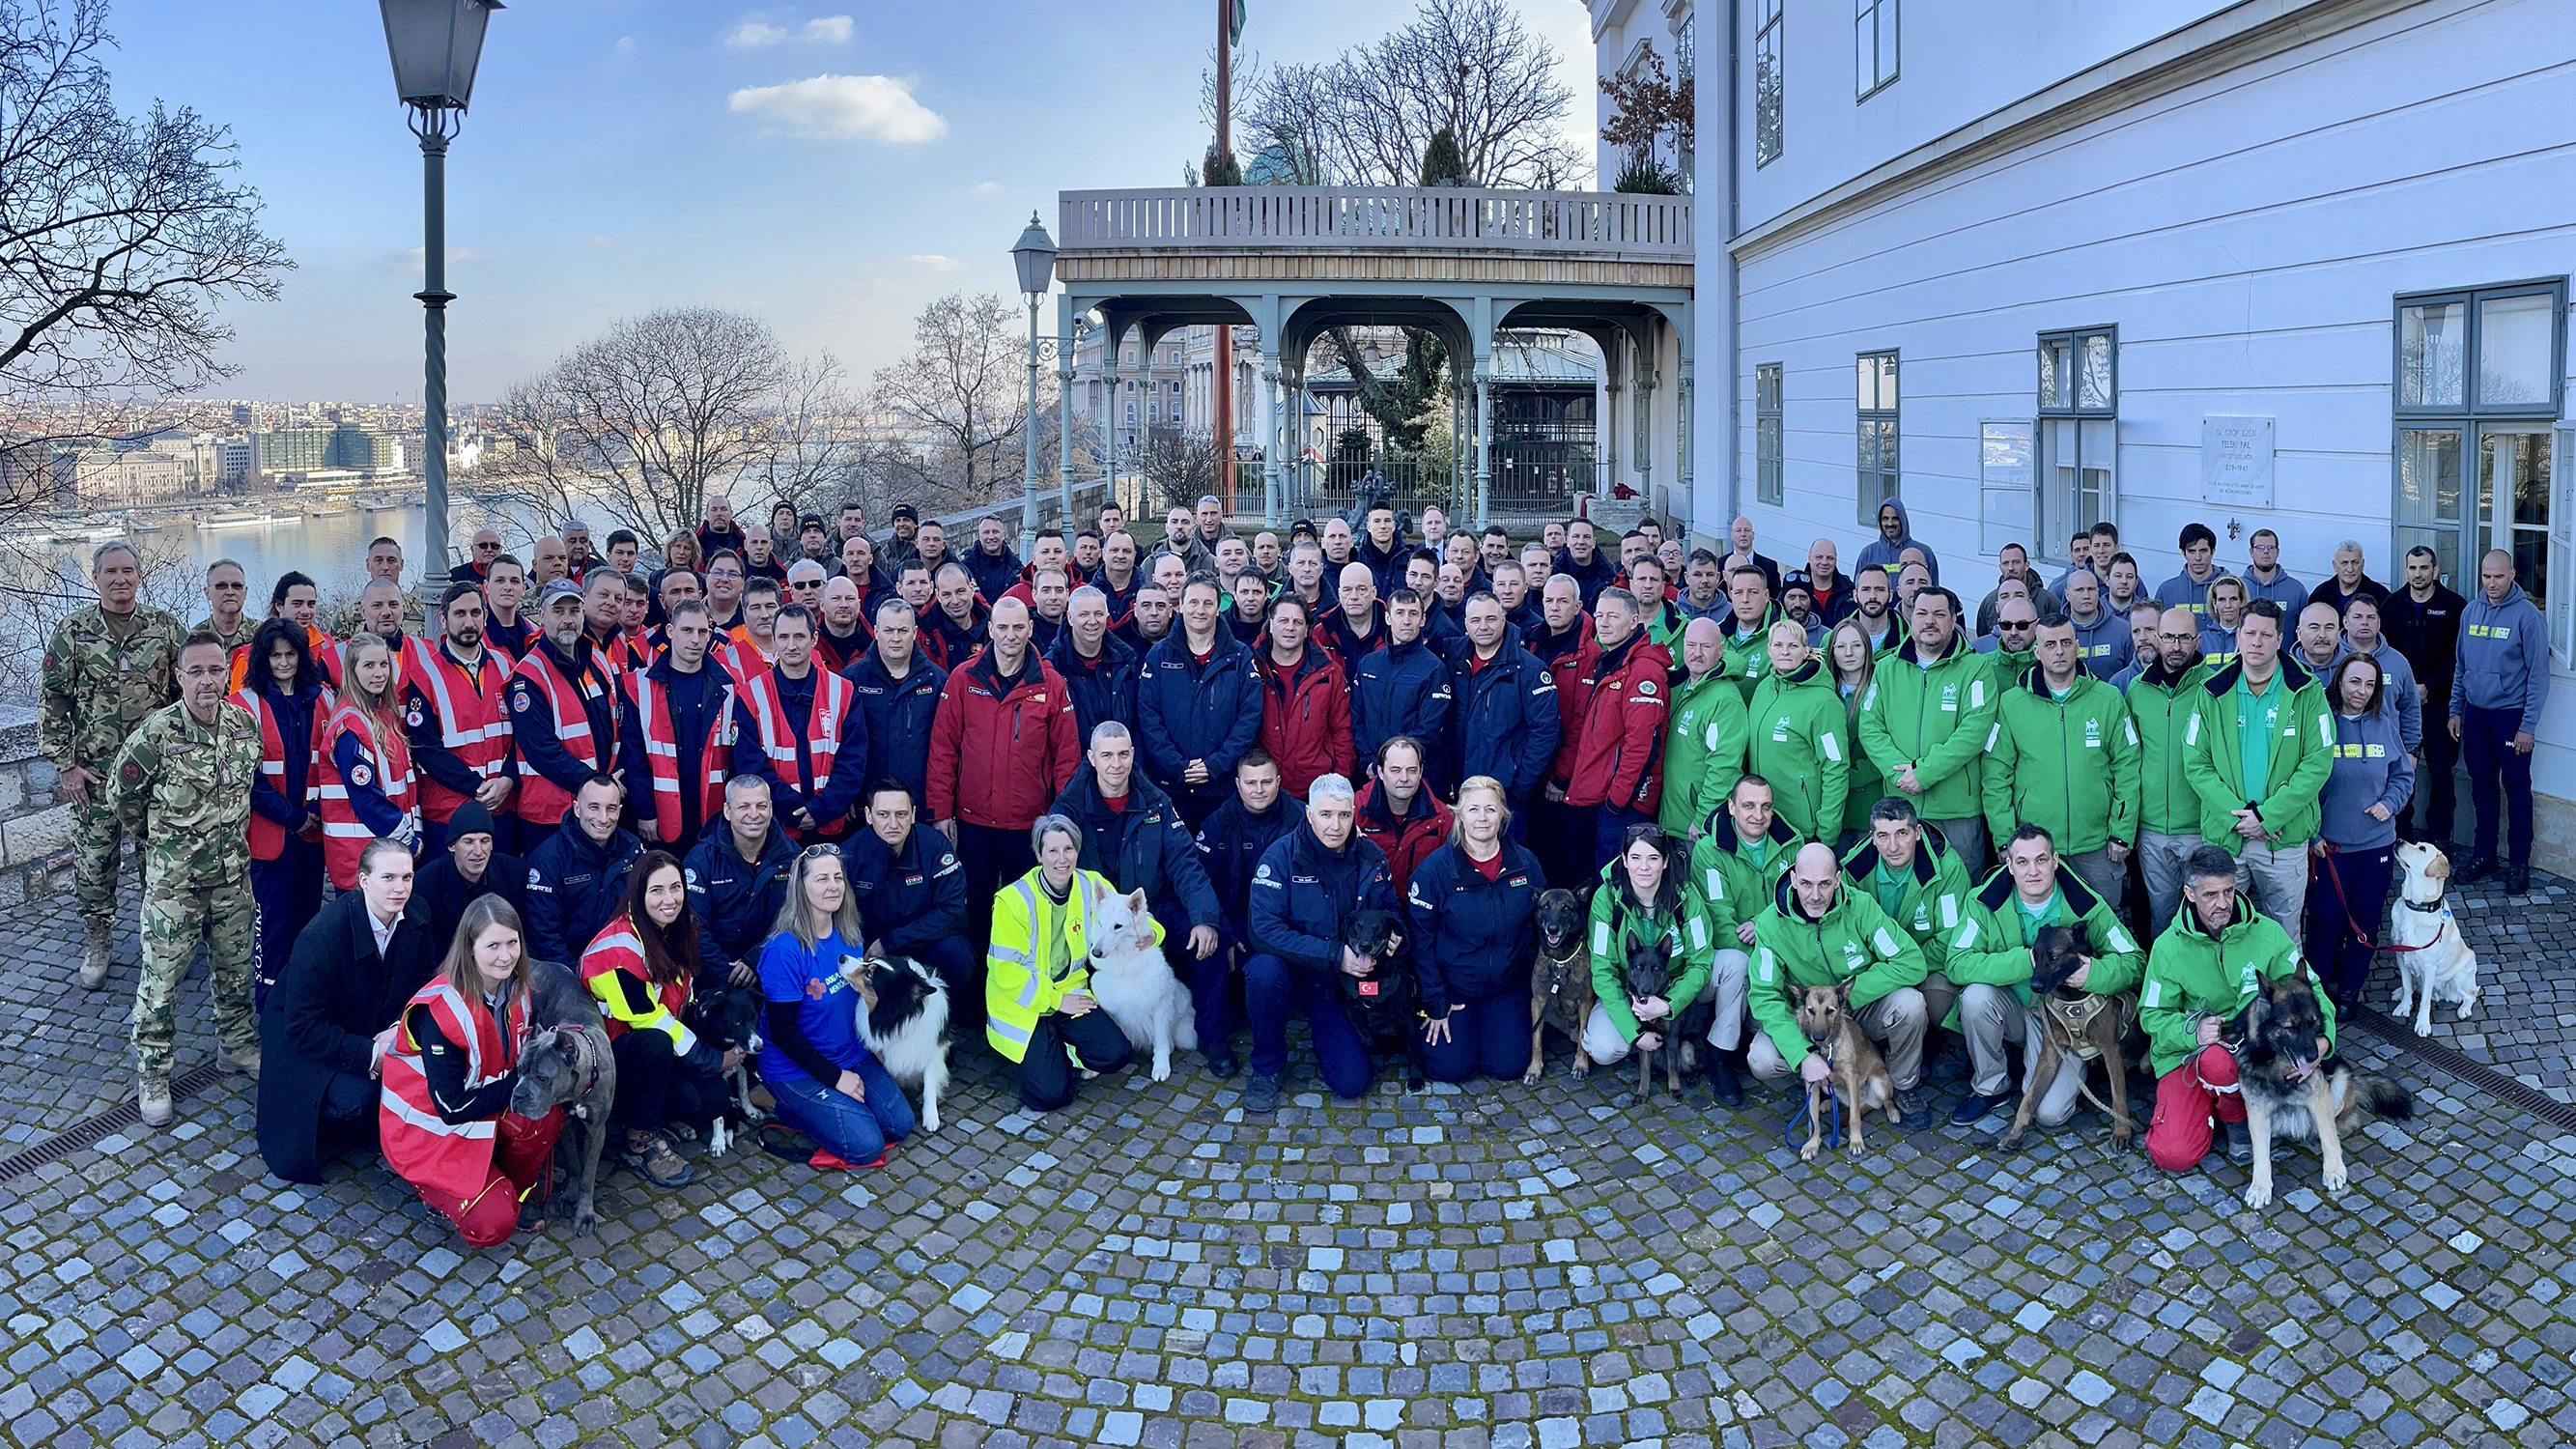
[1445,626,1561,798]
[403,640,517,801]
[842,822,969,956]
[505,636,618,801]
[1051,766,1219,931]
[1402,840,1546,1011]
[1248,822,1396,977]
[524,823,644,966]
[1351,634,1456,786]
[680,819,797,966]
[1552,548,1618,610]
[1137,629,1262,811]
[963,544,1024,606]
[1046,631,1141,743]
[1354,536,1410,597]
[841,649,948,810]
[248,678,323,834]
[1195,792,1304,951]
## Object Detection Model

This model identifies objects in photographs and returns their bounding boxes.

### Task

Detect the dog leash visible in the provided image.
[2316,844,2448,955]
[2039,994,2138,1133]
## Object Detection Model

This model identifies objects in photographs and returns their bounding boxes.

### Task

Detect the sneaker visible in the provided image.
[1892,1088,1928,1131]
[625,1131,694,1188]
[1706,1050,1744,1109]
[137,1076,174,1127]
[2222,1118,2252,1165]
[1948,1090,2013,1125]
[2456,855,2499,884]
[1242,1074,1282,1113]
[2505,864,2532,895]
[217,1043,261,1080]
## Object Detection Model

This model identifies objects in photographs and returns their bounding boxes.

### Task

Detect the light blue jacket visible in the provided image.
[2332,640,2422,754]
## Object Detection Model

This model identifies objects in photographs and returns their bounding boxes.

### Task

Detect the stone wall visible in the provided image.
[0,721,74,910]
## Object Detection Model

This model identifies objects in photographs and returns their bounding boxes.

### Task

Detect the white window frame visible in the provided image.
[2391,279,2567,606]
[1755,362,1784,506]
[1856,0,1897,99]
[1754,0,1784,168]
[1855,350,1898,524]
[2036,327,2118,565]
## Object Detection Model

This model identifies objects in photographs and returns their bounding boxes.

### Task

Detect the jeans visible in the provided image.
[2461,705,2534,866]
[767,1056,916,1162]
[1188,950,1239,1064]
[956,821,1037,952]
[1926,816,1987,881]
[1242,953,1373,1098]
[1589,804,1656,875]
[2304,843,2392,1003]
[2063,846,2124,916]
[1421,989,1533,1083]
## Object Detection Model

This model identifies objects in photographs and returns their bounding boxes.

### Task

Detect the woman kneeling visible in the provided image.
[757,846,917,1167]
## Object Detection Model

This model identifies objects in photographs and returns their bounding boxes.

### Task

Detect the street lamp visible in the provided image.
[379,0,501,583]
[1011,212,1058,552]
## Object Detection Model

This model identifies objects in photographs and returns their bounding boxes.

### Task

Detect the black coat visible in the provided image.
[414,849,529,963]
[257,891,439,1184]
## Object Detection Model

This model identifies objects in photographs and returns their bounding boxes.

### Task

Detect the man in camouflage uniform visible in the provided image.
[39,542,183,989]
[187,558,256,656]
[109,634,262,1126]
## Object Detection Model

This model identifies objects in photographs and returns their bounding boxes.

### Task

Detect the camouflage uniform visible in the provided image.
[188,614,258,655]
[39,605,184,926]
[109,698,262,1080]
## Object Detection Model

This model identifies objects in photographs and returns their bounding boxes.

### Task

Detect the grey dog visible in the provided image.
[506,958,616,1237]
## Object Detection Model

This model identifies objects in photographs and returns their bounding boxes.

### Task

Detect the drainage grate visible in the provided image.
[0,1063,227,1184]
[2345,1007,2576,1133]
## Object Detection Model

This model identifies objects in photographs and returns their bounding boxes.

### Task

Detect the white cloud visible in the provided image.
[724,19,788,48]
[610,35,637,56]
[727,74,947,144]
[801,15,853,43]
[906,254,968,271]
[385,246,495,273]
[971,180,1005,195]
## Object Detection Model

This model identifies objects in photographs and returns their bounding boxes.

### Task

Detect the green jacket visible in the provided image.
[1834,685,1884,836]
[2122,659,2210,837]
[1745,661,1848,844]
[1748,877,1928,1066]
[1720,607,1781,702]
[1690,812,1804,943]
[1658,668,1749,838]
[2181,658,2335,852]
[1642,600,1687,652]
[39,605,184,773]
[1941,867,2143,1029]
[1978,643,2035,688]
[1982,665,2140,855]
[1858,630,1995,821]
[108,699,263,892]
[1586,864,1717,1043]
[2138,892,2329,1077]
[1840,826,1974,972]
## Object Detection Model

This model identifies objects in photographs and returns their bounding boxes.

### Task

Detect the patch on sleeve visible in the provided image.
[512,691,531,713]
[1820,732,1841,763]
[350,763,373,788]
[2141,980,2165,1009]
[1872,926,1902,956]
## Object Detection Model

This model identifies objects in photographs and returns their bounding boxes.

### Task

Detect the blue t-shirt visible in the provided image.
[756,927,871,1086]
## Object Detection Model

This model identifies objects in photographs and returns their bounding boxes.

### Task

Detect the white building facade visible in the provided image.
[1601,0,2576,866]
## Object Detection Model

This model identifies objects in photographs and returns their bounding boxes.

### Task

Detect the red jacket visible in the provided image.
[1563,634,1671,814]
[1256,647,1355,798]
[1530,617,1598,782]
[925,650,1081,831]
[1356,781,1453,894]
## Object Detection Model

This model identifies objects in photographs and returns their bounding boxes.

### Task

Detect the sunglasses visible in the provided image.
[1998,620,2037,632]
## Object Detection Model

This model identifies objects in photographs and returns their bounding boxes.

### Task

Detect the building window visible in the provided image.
[1856,0,1897,98]
[1676,14,1697,189]
[2392,281,2566,644]
[1755,362,1784,506]
[2037,327,2117,563]
[1854,351,1897,523]
[1754,0,1784,168]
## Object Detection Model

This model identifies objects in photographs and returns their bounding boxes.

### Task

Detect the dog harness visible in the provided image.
[2040,992,2139,1132]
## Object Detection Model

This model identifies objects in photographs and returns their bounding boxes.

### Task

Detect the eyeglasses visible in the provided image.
[2158,631,2198,641]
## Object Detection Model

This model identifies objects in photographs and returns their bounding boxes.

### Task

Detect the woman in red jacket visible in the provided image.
[1356,735,1454,894]
[1255,596,1354,798]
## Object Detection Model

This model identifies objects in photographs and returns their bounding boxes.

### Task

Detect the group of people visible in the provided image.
[38,488,2544,1246]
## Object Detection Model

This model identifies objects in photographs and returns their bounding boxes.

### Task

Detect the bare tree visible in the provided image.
[868,292,1031,508]
[1238,0,1585,189]
[0,0,290,522]
[1136,429,1220,516]
[738,351,866,520]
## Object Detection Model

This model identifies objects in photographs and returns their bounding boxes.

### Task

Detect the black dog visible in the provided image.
[681,980,767,1154]
[1620,933,1715,1099]
[1336,908,1425,1091]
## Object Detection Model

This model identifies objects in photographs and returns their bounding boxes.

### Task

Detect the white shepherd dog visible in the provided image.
[1082,879,1198,1081]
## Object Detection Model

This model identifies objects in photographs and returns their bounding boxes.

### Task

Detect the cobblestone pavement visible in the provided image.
[0,870,2570,1449]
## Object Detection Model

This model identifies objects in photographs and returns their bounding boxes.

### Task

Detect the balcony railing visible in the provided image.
[1059,186,1692,261]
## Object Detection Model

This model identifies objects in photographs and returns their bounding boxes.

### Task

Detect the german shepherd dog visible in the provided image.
[2235,968,2415,1209]
[1997,925,2139,1153]
[1337,909,1425,1091]
[1524,888,1596,1085]
[1618,934,1715,1100]
[510,958,616,1237]
[1796,982,1895,1161]
[681,980,767,1155]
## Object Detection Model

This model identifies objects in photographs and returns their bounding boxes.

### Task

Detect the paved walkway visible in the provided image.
[0,870,2570,1449]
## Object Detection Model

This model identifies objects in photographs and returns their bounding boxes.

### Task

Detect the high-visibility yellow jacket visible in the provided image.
[984,867,1164,1063]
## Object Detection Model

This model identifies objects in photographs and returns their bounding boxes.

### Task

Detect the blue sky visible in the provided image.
[105,0,1597,404]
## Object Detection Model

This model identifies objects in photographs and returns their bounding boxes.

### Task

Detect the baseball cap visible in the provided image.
[539,580,584,608]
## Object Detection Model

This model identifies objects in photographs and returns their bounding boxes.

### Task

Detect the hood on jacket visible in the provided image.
[2198,653,2316,699]
[1971,862,2109,918]
[1709,812,1803,858]
[1894,626,1972,669]
[1841,820,1952,884]
[2471,582,2533,613]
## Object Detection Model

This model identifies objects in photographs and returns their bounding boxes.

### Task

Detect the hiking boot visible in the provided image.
[1892,1088,1928,1131]
[78,921,111,991]
[137,1076,174,1127]
[218,1043,261,1080]
[1242,1074,1282,1114]
[2505,864,2532,895]
[2456,855,2499,885]
[625,1130,694,1187]
[2222,1118,2252,1165]
[1706,1048,1744,1109]
[1949,1090,2013,1126]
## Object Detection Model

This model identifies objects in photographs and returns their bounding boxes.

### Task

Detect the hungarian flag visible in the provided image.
[1229,0,1245,45]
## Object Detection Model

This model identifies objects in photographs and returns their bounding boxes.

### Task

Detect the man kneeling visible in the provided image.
[1746,843,1931,1129]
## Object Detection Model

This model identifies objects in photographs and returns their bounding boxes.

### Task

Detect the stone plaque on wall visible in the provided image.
[2200,415,2275,509]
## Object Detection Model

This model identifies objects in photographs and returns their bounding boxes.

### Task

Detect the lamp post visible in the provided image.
[379,0,500,582]
[1011,212,1059,554]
